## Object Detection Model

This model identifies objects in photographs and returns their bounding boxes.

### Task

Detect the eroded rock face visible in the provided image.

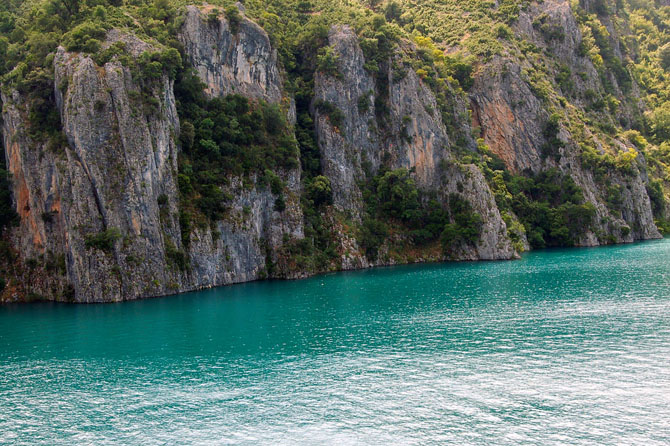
[0,1,664,302]
[471,59,547,173]
[179,4,282,103]
[313,26,516,262]
[1,20,304,302]
[2,91,73,300]
[469,0,661,245]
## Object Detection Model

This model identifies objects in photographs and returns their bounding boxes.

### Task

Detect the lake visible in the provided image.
[1,240,670,445]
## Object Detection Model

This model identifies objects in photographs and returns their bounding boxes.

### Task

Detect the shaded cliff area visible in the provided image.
[0,0,668,301]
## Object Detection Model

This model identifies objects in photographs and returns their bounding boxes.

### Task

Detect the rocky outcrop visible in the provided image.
[470,0,661,245]
[179,4,282,103]
[177,6,305,289]
[311,26,377,211]
[313,26,516,262]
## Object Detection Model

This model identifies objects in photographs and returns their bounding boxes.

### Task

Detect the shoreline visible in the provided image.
[6,235,665,305]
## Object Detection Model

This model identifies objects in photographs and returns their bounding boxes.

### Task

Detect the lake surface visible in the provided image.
[1,240,670,445]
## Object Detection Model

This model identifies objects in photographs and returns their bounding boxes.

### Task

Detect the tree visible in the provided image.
[660,43,670,71]
[648,103,670,142]
[51,0,80,21]
[225,5,241,34]
[307,176,332,207]
[375,168,420,221]
[384,1,403,23]
[0,11,15,34]
[316,46,340,77]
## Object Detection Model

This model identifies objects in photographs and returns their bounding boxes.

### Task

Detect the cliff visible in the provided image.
[0,0,665,302]
[1,8,303,302]
[2,32,183,302]
[312,26,515,263]
[469,0,660,244]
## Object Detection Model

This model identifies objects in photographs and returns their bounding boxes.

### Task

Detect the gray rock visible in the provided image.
[179,5,282,102]
[313,26,516,263]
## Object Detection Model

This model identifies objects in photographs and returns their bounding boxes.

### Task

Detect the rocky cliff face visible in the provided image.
[1,9,303,302]
[179,4,282,103]
[2,32,183,302]
[0,1,663,302]
[469,0,661,245]
[313,26,516,262]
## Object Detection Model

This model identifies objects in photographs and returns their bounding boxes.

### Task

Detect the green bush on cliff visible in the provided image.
[491,168,596,248]
[306,175,333,207]
[63,21,106,52]
[225,5,241,34]
[85,228,122,252]
[315,46,340,78]
[359,217,389,260]
[314,99,344,129]
[359,168,483,259]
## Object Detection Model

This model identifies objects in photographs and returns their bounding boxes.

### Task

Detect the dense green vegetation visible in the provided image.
[174,67,298,230]
[359,168,483,260]
[492,168,597,248]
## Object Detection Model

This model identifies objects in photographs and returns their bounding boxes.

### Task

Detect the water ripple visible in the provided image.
[1,240,670,444]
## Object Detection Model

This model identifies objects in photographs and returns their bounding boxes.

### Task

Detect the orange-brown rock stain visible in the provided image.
[7,141,44,250]
[472,99,522,173]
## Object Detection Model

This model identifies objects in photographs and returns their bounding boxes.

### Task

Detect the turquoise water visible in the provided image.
[1,241,670,445]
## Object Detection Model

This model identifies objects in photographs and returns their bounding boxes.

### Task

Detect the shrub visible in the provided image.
[85,228,122,252]
[647,179,665,216]
[307,175,332,207]
[359,217,388,260]
[0,164,18,230]
[495,24,512,39]
[374,168,420,221]
[314,99,344,129]
[263,103,286,136]
[264,169,285,195]
[165,239,189,271]
[358,93,371,114]
[225,5,242,34]
[541,113,565,159]
[660,43,670,71]
[63,22,106,53]
[442,193,483,247]
[648,103,670,142]
[316,46,340,77]
[444,54,475,90]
